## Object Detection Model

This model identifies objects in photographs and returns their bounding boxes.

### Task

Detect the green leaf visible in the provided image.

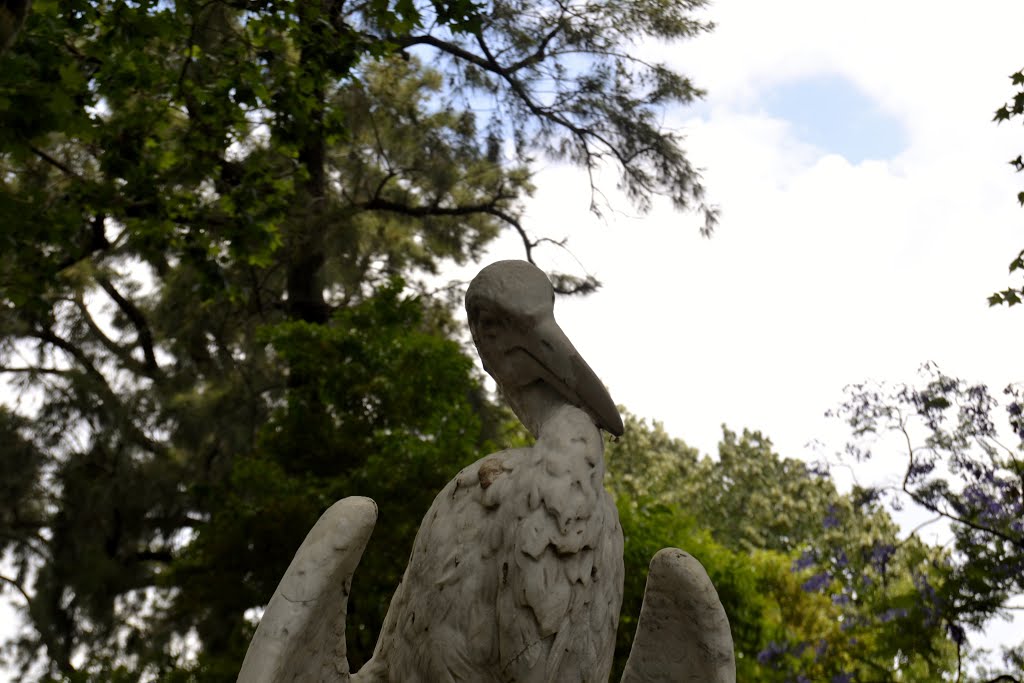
[1009,250,1024,273]
[1014,92,1024,115]
[990,289,1023,306]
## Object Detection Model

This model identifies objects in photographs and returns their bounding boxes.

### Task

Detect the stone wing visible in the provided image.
[238,497,377,683]
[620,549,735,683]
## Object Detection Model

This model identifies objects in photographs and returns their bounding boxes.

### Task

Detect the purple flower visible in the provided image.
[757,641,786,664]
[823,505,841,528]
[852,486,883,508]
[792,551,816,572]
[802,572,831,593]
[879,607,907,623]
[832,673,853,683]
[869,544,895,573]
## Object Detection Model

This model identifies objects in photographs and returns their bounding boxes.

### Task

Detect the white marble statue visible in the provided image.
[238,260,735,683]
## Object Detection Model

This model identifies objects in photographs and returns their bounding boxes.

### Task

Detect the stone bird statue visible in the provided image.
[238,260,735,683]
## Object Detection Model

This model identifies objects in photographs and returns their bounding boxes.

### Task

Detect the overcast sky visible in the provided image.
[4,0,1024,677]
[476,1,1024,468]
[448,0,1024,656]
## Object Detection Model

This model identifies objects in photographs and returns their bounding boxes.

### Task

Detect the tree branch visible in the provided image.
[397,33,496,74]
[27,143,85,183]
[0,573,33,608]
[95,276,161,375]
[134,549,174,564]
[55,214,111,273]
[0,366,73,375]
[505,21,565,74]
[902,480,1023,551]
[32,329,169,458]
[73,297,154,379]
[397,31,623,170]
[359,194,536,259]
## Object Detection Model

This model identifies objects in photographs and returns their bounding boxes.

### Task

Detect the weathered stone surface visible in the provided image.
[238,497,377,683]
[356,260,625,682]
[358,404,623,682]
[621,549,735,683]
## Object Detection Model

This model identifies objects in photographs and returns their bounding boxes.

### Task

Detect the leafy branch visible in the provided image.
[990,68,1024,307]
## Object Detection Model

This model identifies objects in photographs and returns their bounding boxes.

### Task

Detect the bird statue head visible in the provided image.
[466,260,624,438]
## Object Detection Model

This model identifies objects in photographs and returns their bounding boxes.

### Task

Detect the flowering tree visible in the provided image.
[834,364,1024,682]
[606,414,956,681]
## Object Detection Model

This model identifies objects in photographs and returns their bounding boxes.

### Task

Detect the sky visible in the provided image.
[4,0,1024,678]
[477,1,1024,470]
[450,1,1024,480]
[446,0,1024,662]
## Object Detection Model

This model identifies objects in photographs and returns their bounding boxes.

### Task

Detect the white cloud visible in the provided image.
[463,6,1024,656]
[663,1,1024,118]
[491,2,1024,464]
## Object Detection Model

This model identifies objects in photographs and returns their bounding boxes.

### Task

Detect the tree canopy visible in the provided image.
[0,0,716,679]
[605,414,958,682]
[834,364,1024,681]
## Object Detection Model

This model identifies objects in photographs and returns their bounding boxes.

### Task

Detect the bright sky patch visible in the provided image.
[759,75,907,163]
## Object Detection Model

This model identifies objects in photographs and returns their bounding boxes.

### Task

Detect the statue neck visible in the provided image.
[505,380,573,440]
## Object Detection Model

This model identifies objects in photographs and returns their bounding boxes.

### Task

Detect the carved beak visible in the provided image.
[514,316,624,437]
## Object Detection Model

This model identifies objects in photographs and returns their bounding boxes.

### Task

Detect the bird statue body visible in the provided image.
[358,404,622,682]
[238,260,735,683]
[357,259,624,682]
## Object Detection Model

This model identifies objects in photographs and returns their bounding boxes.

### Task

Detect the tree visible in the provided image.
[1,50,521,681]
[990,67,1024,308]
[685,428,845,554]
[0,0,716,679]
[605,414,958,681]
[0,0,31,53]
[834,364,1024,682]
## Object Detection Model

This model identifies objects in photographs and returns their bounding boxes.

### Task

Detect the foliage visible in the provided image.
[603,412,699,501]
[684,428,844,554]
[170,283,504,676]
[0,0,716,678]
[834,363,1024,681]
[990,67,1024,307]
[606,413,957,681]
[0,0,715,296]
